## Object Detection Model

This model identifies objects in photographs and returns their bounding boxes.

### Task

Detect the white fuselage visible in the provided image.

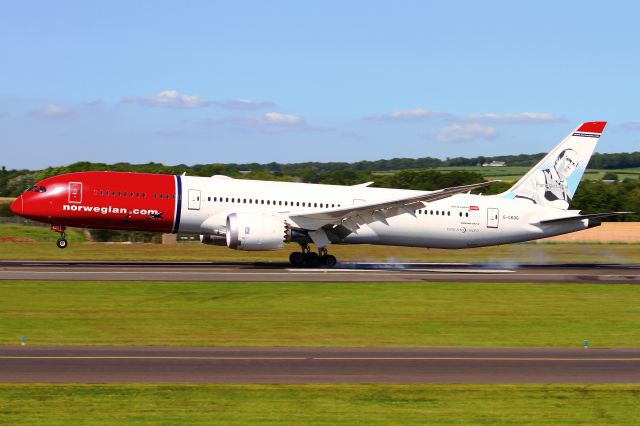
[177,176,587,249]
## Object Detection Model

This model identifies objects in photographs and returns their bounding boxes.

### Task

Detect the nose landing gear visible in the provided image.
[289,244,337,268]
[52,225,68,249]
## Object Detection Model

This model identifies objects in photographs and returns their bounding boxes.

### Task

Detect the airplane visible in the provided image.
[10,121,627,267]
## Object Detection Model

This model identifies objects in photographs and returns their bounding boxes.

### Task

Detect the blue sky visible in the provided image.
[1,1,639,169]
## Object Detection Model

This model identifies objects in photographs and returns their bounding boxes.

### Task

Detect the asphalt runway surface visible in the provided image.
[1,260,640,283]
[2,346,639,383]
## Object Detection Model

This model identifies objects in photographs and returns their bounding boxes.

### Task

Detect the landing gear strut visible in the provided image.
[52,225,68,249]
[289,244,337,268]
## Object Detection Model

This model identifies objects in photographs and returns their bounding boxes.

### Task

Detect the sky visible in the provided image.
[1,1,640,169]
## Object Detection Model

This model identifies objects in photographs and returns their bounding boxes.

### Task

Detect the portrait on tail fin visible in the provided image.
[513,148,579,209]
[501,122,605,211]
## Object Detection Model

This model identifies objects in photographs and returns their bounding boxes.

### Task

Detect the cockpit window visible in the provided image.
[27,185,47,193]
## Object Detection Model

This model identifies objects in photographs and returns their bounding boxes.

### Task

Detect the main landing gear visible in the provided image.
[289,244,337,268]
[51,225,68,249]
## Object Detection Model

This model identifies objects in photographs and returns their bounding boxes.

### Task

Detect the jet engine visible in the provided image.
[226,212,288,251]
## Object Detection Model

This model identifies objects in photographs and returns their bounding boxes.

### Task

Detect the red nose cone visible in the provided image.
[10,196,23,216]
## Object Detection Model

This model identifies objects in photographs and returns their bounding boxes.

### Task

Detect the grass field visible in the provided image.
[371,166,640,182]
[2,280,639,347]
[1,236,639,263]
[0,384,639,425]
[0,224,86,243]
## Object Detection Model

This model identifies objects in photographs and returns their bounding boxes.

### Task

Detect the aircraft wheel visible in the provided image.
[56,238,68,249]
[303,252,321,267]
[289,251,305,267]
[320,254,337,267]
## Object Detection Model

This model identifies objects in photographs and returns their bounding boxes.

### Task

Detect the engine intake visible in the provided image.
[226,212,288,251]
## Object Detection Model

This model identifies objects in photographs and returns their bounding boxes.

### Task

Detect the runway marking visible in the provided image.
[1,356,639,361]
[286,269,516,274]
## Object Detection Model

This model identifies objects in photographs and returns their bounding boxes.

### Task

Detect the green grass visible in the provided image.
[0,384,639,425]
[2,280,639,347]
[0,224,86,242]
[1,234,639,263]
[373,166,640,182]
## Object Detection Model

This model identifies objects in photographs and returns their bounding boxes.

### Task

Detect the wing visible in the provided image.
[286,181,496,243]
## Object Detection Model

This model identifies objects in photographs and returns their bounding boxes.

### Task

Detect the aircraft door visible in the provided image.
[487,208,499,228]
[68,182,82,204]
[188,189,201,210]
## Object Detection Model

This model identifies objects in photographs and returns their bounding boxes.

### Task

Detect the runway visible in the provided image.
[1,346,639,383]
[1,260,640,283]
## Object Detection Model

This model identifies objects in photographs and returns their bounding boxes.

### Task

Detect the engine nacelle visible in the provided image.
[199,234,227,246]
[226,212,287,251]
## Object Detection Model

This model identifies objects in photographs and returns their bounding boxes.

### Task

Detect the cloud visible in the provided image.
[259,112,303,125]
[122,90,210,108]
[81,100,103,108]
[434,124,498,143]
[204,111,332,135]
[365,108,451,121]
[621,120,640,131]
[365,108,563,125]
[461,112,565,123]
[29,104,77,119]
[205,111,306,134]
[213,99,275,110]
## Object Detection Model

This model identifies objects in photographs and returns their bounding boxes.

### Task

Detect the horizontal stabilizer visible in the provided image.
[537,212,633,225]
